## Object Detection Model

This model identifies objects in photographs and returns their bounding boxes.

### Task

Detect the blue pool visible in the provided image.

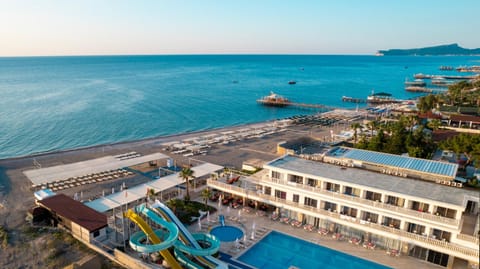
[210,226,244,242]
[237,231,391,269]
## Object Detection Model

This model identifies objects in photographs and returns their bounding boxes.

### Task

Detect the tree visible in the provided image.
[179,166,195,201]
[427,119,441,131]
[351,123,361,145]
[167,199,183,215]
[200,188,212,209]
[146,188,155,202]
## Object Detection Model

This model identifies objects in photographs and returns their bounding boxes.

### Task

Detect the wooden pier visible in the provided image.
[256,99,336,110]
[406,86,448,93]
[414,74,479,80]
[342,96,366,103]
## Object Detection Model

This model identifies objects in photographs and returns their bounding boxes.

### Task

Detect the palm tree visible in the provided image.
[368,120,378,138]
[146,188,155,202]
[200,188,212,209]
[167,199,183,215]
[179,166,195,201]
[351,123,361,145]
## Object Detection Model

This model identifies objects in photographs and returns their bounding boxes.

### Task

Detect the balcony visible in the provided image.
[207,179,479,261]
[254,176,459,226]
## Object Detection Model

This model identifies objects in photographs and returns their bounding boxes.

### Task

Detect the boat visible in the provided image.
[288,81,297,85]
[366,91,399,104]
[257,92,291,107]
[439,66,454,71]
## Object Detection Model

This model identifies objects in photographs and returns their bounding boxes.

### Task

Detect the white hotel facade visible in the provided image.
[208,151,479,268]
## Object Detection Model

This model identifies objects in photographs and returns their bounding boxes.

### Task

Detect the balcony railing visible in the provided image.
[258,177,459,226]
[207,179,478,259]
[457,233,480,245]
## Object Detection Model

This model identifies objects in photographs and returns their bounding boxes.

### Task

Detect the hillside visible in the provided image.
[377,43,480,56]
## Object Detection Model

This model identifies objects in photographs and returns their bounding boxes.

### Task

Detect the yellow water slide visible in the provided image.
[124,209,182,269]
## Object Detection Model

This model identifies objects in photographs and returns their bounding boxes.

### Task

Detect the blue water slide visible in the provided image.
[152,200,228,269]
[173,248,204,269]
[129,229,176,253]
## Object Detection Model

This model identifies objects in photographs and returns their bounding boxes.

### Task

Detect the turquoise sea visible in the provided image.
[0,55,478,159]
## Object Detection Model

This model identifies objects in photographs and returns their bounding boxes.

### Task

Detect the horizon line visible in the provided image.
[0,52,378,58]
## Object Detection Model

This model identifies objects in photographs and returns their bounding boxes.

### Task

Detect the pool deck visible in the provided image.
[188,198,445,269]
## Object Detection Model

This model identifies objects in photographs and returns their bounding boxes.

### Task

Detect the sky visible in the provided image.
[1,0,479,56]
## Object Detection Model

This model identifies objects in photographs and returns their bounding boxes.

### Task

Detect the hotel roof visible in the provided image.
[24,152,168,185]
[38,194,107,232]
[266,155,476,207]
[326,147,458,178]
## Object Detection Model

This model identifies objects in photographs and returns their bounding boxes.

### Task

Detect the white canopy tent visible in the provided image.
[24,152,168,185]
[86,162,223,212]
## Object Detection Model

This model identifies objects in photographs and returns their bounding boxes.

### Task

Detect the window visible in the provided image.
[307,178,318,187]
[264,186,271,195]
[275,190,286,199]
[365,191,382,201]
[304,197,318,208]
[93,230,100,237]
[289,174,303,184]
[293,194,299,203]
[324,201,337,211]
[326,182,340,192]
[272,171,282,179]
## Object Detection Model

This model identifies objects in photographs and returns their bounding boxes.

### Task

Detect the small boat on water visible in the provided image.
[257,92,291,107]
[405,79,426,87]
[288,80,297,85]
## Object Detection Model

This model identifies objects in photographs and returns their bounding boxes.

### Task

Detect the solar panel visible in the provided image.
[330,147,457,177]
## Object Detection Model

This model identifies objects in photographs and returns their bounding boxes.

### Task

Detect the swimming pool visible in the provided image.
[210,226,244,242]
[237,231,391,269]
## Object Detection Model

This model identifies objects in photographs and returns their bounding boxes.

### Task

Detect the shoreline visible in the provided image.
[0,117,287,162]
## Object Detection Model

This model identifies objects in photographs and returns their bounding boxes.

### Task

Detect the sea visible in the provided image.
[0,55,478,159]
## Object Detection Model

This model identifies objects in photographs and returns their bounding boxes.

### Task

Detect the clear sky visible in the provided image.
[1,0,479,56]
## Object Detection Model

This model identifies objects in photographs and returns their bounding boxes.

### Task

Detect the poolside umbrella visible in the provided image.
[207,211,210,222]
[243,234,247,243]
[252,221,256,230]
[238,209,242,217]
[102,190,105,197]
[227,206,230,215]
[251,230,255,240]
[198,218,202,231]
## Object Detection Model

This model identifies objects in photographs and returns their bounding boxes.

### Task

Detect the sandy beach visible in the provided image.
[0,111,361,268]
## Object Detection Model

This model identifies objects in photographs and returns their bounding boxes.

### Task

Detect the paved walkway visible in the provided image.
[187,198,444,269]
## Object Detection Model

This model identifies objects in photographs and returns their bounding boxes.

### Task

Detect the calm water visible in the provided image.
[0,55,477,159]
[238,231,391,269]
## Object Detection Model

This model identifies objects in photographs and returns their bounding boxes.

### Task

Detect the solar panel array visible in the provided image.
[336,148,457,177]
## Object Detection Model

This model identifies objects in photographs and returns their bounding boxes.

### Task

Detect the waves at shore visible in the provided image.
[0,55,477,159]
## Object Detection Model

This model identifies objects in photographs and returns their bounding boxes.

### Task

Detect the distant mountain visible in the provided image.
[377,43,480,56]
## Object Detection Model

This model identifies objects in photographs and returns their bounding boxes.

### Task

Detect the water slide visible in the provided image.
[124,209,182,269]
[152,200,228,269]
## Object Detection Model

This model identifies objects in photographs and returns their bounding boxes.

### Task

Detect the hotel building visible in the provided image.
[208,148,479,268]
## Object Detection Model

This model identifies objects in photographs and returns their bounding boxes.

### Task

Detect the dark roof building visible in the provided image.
[38,194,107,242]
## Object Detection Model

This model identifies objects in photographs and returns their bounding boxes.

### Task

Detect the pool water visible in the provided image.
[237,231,391,269]
[210,226,244,242]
